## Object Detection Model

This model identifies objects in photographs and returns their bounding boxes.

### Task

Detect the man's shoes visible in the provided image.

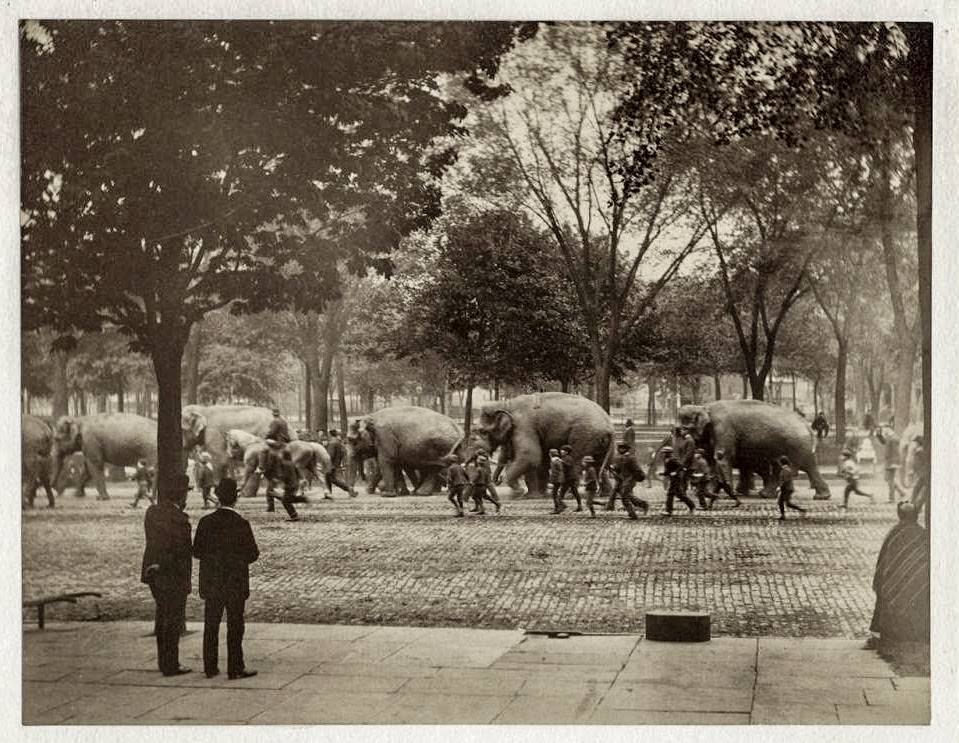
[228,669,258,680]
[454,512,464,517]
[162,666,192,677]
[627,512,639,520]
[287,515,300,522]
[641,502,650,516]
[778,515,786,521]
[574,507,583,512]
[323,495,334,500]
[205,669,220,678]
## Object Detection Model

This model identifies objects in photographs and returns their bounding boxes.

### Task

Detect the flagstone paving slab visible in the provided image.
[493,693,602,724]
[589,709,752,725]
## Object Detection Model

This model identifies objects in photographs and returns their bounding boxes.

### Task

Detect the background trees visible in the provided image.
[21,21,530,499]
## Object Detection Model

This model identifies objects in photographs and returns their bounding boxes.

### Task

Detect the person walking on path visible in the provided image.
[812,412,829,440]
[196,452,219,509]
[870,502,929,644]
[325,429,357,498]
[840,449,873,509]
[581,455,601,517]
[558,445,583,512]
[875,426,907,503]
[663,451,695,516]
[476,453,500,513]
[622,419,636,449]
[689,449,715,510]
[611,443,650,520]
[446,454,468,517]
[141,475,193,677]
[265,453,301,521]
[130,459,156,508]
[548,448,565,514]
[776,455,806,521]
[192,478,259,680]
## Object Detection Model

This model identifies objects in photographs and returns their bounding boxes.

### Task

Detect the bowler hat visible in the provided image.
[215,478,239,501]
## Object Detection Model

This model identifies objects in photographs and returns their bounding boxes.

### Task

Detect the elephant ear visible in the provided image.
[188,412,206,439]
[487,410,514,444]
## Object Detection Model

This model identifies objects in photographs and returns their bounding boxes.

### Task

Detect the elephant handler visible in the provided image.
[468,453,499,515]
[446,454,468,517]
[325,429,357,498]
[581,455,601,517]
[689,449,716,510]
[265,452,301,522]
[610,443,650,519]
[663,451,695,516]
[558,445,583,512]
[548,449,565,514]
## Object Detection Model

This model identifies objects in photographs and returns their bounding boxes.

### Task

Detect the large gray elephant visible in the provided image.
[181,405,276,481]
[678,400,831,499]
[52,413,158,500]
[22,414,56,508]
[225,429,332,497]
[453,392,615,498]
[350,407,461,496]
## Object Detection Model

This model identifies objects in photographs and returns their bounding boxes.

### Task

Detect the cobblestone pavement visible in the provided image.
[23,480,898,637]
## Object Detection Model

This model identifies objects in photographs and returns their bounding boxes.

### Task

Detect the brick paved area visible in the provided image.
[23,480,896,637]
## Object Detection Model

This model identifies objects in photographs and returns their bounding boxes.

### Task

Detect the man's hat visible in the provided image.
[617,442,631,450]
[215,478,239,500]
[560,444,572,452]
[841,449,852,457]
[272,407,281,415]
[582,455,595,463]
[660,445,673,453]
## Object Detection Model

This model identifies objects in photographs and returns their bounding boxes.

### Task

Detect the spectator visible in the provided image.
[140,475,193,677]
[870,502,929,644]
[812,412,829,440]
[776,455,806,521]
[193,478,259,680]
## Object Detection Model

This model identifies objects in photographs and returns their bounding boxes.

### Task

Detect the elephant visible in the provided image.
[51,413,158,500]
[349,407,462,496]
[453,392,615,498]
[226,429,333,498]
[22,414,56,508]
[181,405,278,481]
[678,400,831,499]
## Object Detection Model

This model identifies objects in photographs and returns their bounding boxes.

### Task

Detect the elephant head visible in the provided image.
[181,409,207,451]
[50,417,82,489]
[677,404,712,445]
[225,429,259,461]
[346,419,376,459]
[448,424,496,465]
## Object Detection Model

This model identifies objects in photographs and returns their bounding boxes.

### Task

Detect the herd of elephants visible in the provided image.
[21,392,922,511]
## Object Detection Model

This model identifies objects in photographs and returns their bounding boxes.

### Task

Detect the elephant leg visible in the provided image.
[736,468,754,497]
[507,441,543,497]
[74,464,91,498]
[414,467,442,495]
[803,456,832,500]
[366,459,382,494]
[41,473,55,508]
[87,459,110,500]
[377,453,398,496]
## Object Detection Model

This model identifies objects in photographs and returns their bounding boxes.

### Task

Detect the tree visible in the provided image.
[21,21,531,500]
[612,20,929,446]
[402,208,580,431]
[454,23,709,411]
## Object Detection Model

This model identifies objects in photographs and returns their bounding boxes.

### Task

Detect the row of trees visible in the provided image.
[21,21,929,502]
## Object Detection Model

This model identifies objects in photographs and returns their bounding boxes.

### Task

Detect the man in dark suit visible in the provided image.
[193,478,259,679]
[141,474,193,677]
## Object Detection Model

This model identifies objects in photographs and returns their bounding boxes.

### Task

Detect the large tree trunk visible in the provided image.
[594,361,611,412]
[182,319,203,405]
[463,382,474,437]
[646,377,657,425]
[713,374,722,401]
[152,330,189,504]
[51,350,70,418]
[336,357,348,432]
[116,382,125,413]
[813,378,820,416]
[893,341,917,432]
[904,24,932,505]
[303,360,312,431]
[835,340,848,444]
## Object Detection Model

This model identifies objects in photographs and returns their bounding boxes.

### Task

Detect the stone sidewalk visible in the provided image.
[23,621,929,725]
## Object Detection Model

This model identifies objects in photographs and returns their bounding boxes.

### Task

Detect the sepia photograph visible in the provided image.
[13,7,950,732]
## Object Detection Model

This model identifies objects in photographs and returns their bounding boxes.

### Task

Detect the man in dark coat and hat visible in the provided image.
[192,477,260,679]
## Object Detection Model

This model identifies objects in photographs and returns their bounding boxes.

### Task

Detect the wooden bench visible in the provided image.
[24,592,102,629]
